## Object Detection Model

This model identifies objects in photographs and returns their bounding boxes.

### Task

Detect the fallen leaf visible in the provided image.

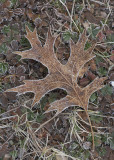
[5,26,107,150]
[0,92,17,107]
[86,71,96,81]
[27,8,38,21]
[79,77,90,87]
[110,50,114,62]
[97,31,105,42]
[81,10,101,25]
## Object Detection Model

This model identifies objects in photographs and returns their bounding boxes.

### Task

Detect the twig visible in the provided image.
[90,0,106,5]
[34,112,59,133]
[59,0,80,33]
[70,0,76,31]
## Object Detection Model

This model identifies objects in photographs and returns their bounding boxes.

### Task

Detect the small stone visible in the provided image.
[112,22,114,28]
[34,17,42,26]
[11,40,19,50]
[100,11,107,18]
[110,81,114,87]
[4,154,11,159]
[83,21,90,30]
[83,141,91,150]
[9,66,15,74]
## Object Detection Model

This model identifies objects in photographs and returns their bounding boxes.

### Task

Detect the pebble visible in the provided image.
[83,141,91,150]
[112,22,114,28]
[100,11,107,18]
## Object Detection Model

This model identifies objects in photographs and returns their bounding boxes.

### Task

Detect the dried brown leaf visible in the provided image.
[81,10,101,25]
[5,27,107,150]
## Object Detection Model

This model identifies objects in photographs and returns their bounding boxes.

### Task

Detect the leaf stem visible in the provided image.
[85,108,95,151]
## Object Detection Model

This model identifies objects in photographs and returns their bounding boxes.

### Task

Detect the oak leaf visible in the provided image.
[6,26,106,149]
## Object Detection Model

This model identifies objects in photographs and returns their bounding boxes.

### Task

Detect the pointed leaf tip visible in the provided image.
[14,51,22,56]
[47,26,54,40]
[70,39,75,46]
[25,25,32,34]
[48,26,52,36]
[31,97,38,107]
[79,29,88,43]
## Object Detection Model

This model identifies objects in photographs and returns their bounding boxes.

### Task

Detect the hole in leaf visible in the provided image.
[54,35,70,64]
[23,59,48,79]
[34,88,67,112]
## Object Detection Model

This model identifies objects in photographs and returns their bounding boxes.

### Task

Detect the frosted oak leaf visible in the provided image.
[6,26,106,150]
